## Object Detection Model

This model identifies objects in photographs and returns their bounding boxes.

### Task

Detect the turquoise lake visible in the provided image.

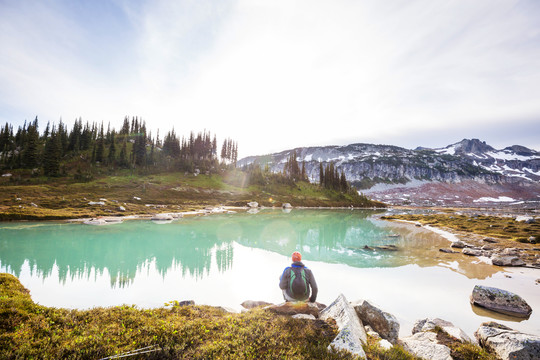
[1,209,539,337]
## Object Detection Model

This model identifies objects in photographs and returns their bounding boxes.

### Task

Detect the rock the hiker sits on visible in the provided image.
[279,251,318,302]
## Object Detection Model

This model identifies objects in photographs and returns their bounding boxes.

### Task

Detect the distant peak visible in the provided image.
[453,138,494,154]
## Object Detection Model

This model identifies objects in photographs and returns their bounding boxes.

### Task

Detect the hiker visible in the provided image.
[279,251,318,302]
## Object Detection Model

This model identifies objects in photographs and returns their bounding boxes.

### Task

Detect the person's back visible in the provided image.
[279,251,318,302]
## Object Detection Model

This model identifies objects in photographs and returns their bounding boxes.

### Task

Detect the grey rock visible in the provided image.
[525,218,536,224]
[529,236,537,244]
[462,248,484,257]
[118,206,126,211]
[470,285,532,318]
[491,255,526,267]
[266,302,319,318]
[412,318,473,343]
[483,237,498,243]
[352,300,400,344]
[439,248,458,253]
[378,339,393,350]
[481,245,494,251]
[320,294,367,358]
[292,314,316,320]
[451,241,469,249]
[401,332,452,360]
[178,300,195,306]
[241,300,273,309]
[475,322,540,360]
[502,248,520,256]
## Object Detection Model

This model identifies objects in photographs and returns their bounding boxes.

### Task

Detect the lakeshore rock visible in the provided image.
[319,294,367,358]
[450,241,469,249]
[292,314,316,320]
[491,255,526,267]
[282,203,292,209]
[470,285,532,318]
[412,318,473,343]
[439,248,458,253]
[241,300,273,309]
[475,322,540,360]
[462,248,484,257]
[352,300,399,344]
[401,331,452,360]
[266,302,319,318]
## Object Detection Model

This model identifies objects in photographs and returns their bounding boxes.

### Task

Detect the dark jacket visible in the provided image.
[279,261,318,302]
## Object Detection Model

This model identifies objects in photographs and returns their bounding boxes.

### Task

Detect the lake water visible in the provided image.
[1,209,539,338]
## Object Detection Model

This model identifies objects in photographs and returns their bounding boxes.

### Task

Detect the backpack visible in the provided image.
[289,267,308,298]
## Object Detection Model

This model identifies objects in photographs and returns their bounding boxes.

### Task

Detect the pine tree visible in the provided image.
[95,123,104,163]
[43,127,61,176]
[22,117,39,169]
[119,140,128,168]
[108,131,116,165]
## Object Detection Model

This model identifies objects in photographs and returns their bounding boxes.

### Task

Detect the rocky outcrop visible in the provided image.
[475,322,540,360]
[319,294,367,358]
[470,285,532,318]
[402,318,474,360]
[412,318,473,343]
[401,331,452,360]
[352,300,399,344]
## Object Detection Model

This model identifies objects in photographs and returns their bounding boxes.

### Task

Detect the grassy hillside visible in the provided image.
[0,169,385,220]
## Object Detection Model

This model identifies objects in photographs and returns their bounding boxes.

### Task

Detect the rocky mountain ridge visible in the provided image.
[238,139,540,207]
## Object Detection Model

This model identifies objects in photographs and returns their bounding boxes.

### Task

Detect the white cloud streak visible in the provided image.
[1,0,539,156]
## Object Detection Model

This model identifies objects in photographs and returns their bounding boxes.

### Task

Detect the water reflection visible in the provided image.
[0,209,499,289]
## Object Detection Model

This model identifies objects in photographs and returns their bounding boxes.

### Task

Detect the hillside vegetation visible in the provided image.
[0,170,384,220]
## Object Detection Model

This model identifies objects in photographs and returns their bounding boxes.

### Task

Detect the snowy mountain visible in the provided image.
[238,139,540,207]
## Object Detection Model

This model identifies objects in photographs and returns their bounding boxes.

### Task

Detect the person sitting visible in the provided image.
[279,251,318,303]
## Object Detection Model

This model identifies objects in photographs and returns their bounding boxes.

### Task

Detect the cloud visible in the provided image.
[1,0,539,156]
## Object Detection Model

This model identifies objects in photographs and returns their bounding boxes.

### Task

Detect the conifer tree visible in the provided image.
[43,127,61,176]
[108,131,116,165]
[95,123,104,163]
[22,117,39,169]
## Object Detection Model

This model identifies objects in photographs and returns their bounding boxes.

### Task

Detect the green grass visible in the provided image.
[381,214,539,243]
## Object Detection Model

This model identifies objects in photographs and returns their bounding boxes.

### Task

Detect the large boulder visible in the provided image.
[401,331,452,360]
[412,318,473,343]
[475,322,540,360]
[319,294,367,358]
[266,302,319,318]
[470,285,532,318]
[402,318,474,360]
[352,300,400,344]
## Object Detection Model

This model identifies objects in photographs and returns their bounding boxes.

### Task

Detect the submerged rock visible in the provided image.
[475,322,540,360]
[320,294,367,358]
[470,285,532,318]
[439,248,458,253]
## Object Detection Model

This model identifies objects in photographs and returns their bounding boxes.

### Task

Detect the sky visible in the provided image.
[1,0,540,158]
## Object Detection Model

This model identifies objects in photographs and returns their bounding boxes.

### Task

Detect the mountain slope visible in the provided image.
[238,139,540,207]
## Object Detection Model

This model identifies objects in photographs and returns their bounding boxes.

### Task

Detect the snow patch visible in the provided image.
[473,196,515,203]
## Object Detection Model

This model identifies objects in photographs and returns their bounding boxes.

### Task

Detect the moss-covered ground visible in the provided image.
[0,273,496,360]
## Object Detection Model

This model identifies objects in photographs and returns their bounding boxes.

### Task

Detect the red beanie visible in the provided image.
[292,251,302,262]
